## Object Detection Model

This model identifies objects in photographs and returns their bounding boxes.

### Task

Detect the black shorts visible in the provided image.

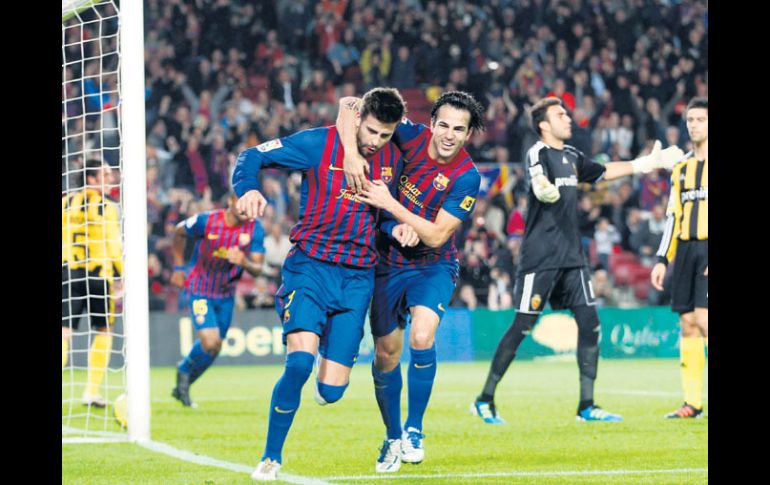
[512,266,596,314]
[670,240,708,314]
[62,265,114,329]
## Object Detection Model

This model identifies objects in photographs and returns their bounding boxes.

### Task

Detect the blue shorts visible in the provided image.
[275,247,374,367]
[188,295,235,338]
[370,263,458,338]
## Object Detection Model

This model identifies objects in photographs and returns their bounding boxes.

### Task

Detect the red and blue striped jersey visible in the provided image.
[184,210,265,298]
[232,126,403,268]
[378,118,480,268]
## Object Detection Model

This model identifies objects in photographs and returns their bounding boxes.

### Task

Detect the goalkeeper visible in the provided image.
[470,97,684,424]
[62,159,123,408]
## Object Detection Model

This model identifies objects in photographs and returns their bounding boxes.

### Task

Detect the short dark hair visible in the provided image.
[360,87,406,124]
[686,97,708,113]
[530,97,563,136]
[430,91,485,131]
[84,159,106,181]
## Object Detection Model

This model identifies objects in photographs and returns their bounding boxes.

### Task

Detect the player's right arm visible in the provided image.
[527,144,560,203]
[171,213,208,289]
[337,96,369,192]
[651,166,683,290]
[231,129,327,219]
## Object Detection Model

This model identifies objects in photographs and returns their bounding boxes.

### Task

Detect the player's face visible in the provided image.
[355,115,398,158]
[430,105,473,162]
[545,105,572,141]
[86,165,111,192]
[228,196,249,223]
[686,107,708,145]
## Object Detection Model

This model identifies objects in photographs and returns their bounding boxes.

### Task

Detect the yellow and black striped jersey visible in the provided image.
[62,189,123,279]
[656,152,708,264]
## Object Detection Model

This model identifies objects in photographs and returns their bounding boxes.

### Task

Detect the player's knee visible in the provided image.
[285,351,314,382]
[408,330,435,350]
[316,381,348,404]
[694,309,708,328]
[680,313,699,336]
[201,336,221,355]
[374,347,401,369]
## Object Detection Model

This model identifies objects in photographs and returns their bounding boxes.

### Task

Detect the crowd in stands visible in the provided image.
[62,0,707,312]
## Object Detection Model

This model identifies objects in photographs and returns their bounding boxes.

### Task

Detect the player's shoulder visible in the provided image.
[254,126,331,153]
[673,150,695,171]
[563,144,585,159]
[525,141,549,165]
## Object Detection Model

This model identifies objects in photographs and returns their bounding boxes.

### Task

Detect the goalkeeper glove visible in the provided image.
[630,140,685,174]
[530,165,560,203]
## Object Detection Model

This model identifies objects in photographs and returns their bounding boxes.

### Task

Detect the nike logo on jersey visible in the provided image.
[207,234,219,240]
[274,406,295,414]
[329,165,345,171]
[414,363,434,369]
[437,303,446,312]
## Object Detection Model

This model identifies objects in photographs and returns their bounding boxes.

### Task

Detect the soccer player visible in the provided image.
[62,159,123,407]
[169,192,266,407]
[470,97,684,424]
[650,97,708,419]
[337,91,484,472]
[233,88,418,481]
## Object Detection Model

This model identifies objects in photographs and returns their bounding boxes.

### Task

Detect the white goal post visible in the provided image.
[62,0,150,443]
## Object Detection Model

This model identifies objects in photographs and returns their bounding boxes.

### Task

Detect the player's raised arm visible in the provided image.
[232,130,326,219]
[336,96,369,192]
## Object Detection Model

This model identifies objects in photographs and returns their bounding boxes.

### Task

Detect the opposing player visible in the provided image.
[337,91,483,472]
[233,88,418,481]
[470,97,684,424]
[650,97,708,419]
[170,192,266,407]
[62,159,123,407]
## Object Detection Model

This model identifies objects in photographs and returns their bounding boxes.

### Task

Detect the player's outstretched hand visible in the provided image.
[343,149,370,193]
[393,223,420,247]
[357,179,395,210]
[237,190,267,220]
[655,145,686,171]
[650,262,667,291]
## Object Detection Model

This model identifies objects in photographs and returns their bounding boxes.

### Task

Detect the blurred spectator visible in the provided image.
[594,218,620,271]
[487,268,513,311]
[62,0,706,311]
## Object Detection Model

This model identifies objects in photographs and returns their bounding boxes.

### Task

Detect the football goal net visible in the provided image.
[62,0,150,443]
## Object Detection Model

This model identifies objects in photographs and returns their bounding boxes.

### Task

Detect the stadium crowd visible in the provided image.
[62,0,708,313]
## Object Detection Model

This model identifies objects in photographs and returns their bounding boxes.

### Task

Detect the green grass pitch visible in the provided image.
[62,359,707,484]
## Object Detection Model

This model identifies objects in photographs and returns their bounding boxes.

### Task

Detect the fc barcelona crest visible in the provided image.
[531,294,542,310]
[381,166,393,183]
[433,173,449,191]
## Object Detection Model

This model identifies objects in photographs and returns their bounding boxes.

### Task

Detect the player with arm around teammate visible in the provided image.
[233,87,418,481]
[471,96,684,424]
[337,91,484,472]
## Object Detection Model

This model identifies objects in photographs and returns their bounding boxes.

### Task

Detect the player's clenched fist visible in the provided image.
[393,223,420,247]
[236,190,267,220]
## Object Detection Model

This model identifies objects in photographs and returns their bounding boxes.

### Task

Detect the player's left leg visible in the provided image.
[557,268,621,422]
[400,265,455,464]
[401,305,439,464]
[83,276,113,407]
[174,296,224,407]
[572,304,622,422]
